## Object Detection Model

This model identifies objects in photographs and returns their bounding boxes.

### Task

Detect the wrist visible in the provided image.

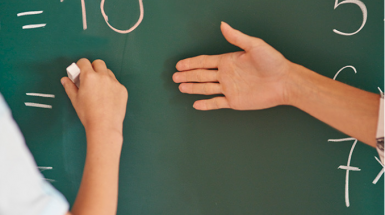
[282,63,314,108]
[84,121,123,135]
[85,125,124,147]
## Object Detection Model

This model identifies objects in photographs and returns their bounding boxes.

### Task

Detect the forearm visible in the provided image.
[286,63,380,147]
[71,128,123,215]
[61,59,128,215]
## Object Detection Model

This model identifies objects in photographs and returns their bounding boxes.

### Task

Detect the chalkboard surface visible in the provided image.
[0,0,383,214]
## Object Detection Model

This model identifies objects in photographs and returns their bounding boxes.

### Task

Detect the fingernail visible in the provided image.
[61,79,65,86]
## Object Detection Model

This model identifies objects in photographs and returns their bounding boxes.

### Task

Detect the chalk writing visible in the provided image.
[38,166,53,171]
[25,102,52,109]
[17,10,46,30]
[328,138,360,207]
[330,65,383,206]
[333,0,367,36]
[38,166,55,182]
[17,11,43,17]
[333,65,357,80]
[26,93,55,98]
[372,157,384,184]
[25,93,55,109]
[330,67,360,207]
[81,0,87,30]
[378,87,383,97]
[100,0,144,34]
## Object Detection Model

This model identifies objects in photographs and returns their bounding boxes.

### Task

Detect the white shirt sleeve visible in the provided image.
[0,95,69,215]
[376,96,384,164]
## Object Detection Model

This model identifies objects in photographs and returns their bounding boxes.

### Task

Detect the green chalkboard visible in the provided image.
[0,0,383,214]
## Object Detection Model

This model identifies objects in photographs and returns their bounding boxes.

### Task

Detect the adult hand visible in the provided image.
[173,22,295,111]
[173,22,381,148]
[61,59,128,134]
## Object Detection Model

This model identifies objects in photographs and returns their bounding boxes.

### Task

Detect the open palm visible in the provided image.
[173,22,294,110]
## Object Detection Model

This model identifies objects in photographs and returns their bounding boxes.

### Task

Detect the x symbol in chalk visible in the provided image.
[372,157,384,184]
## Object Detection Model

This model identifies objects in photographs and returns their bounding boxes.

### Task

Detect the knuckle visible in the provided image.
[208,99,217,110]
[101,71,110,77]
[82,67,94,73]
[206,101,213,110]
[257,38,265,43]
[201,85,206,94]
[120,85,129,98]
[186,72,194,82]
[253,38,265,46]
[215,99,221,109]
[83,70,92,77]
[77,58,89,64]
[190,84,196,94]
[195,72,201,82]
[108,69,116,76]
[196,71,204,82]
[92,59,106,69]
[93,59,104,64]
[83,71,96,80]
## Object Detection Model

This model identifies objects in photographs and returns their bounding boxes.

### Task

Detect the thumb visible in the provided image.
[61,77,78,102]
[221,22,259,51]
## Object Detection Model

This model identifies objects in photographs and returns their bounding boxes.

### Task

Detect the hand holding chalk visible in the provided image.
[66,63,81,88]
[61,58,128,135]
[62,59,128,215]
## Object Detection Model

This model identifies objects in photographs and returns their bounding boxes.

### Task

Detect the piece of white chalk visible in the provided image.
[66,63,81,88]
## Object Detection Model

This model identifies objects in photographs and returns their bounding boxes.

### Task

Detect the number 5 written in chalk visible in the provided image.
[333,0,367,36]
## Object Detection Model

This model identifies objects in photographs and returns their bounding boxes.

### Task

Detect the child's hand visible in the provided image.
[173,22,295,111]
[61,59,128,135]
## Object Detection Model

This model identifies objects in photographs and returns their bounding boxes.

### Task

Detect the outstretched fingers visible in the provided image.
[173,69,218,83]
[193,97,230,110]
[176,55,222,71]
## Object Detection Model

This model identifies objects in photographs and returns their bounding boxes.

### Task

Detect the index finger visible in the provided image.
[176,55,221,71]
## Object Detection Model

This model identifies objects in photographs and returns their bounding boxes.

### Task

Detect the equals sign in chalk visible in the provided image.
[25,93,55,109]
[17,10,47,29]
[38,166,55,182]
